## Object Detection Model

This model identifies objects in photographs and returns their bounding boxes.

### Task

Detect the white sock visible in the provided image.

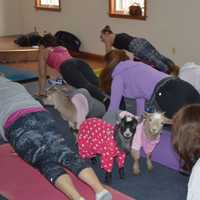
[96,189,112,200]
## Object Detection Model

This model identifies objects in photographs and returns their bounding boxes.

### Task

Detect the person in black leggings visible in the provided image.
[38,33,107,104]
[100,25,179,76]
[59,58,104,102]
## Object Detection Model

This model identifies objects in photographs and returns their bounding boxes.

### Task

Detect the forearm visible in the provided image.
[38,72,47,95]
[108,78,123,111]
[38,61,47,95]
[136,98,145,116]
[38,48,48,95]
[105,43,113,53]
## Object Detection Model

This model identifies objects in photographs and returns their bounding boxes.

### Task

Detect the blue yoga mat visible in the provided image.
[0,65,38,83]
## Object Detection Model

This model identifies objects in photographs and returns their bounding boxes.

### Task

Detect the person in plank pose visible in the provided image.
[100,25,179,75]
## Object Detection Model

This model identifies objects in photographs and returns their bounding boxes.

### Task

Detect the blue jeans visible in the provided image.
[5,111,89,184]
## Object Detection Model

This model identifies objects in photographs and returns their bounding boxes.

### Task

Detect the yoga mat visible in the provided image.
[93,68,102,77]
[0,65,38,83]
[0,144,135,200]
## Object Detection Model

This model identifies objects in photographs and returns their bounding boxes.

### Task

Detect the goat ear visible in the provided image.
[135,115,142,123]
[143,112,150,119]
[164,117,172,124]
[60,85,70,92]
[116,120,121,125]
[46,85,56,93]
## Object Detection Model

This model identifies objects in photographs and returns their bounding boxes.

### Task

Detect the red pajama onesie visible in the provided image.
[77,118,126,172]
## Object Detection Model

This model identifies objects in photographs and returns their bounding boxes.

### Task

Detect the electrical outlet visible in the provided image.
[172,47,176,55]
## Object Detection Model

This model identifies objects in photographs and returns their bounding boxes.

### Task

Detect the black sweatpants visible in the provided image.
[60,58,106,102]
[145,77,200,118]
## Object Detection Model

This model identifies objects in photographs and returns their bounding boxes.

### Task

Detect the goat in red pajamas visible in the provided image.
[77,117,126,183]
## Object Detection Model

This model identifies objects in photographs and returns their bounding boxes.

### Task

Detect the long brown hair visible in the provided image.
[39,33,58,48]
[172,104,200,171]
[100,49,129,94]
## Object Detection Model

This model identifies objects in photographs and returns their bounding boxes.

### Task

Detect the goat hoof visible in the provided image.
[132,163,140,176]
[104,172,112,184]
[146,160,153,172]
[147,165,153,172]
[133,169,140,176]
[90,157,98,165]
[119,167,125,179]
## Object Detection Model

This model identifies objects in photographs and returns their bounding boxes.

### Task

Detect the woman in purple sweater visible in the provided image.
[100,50,200,118]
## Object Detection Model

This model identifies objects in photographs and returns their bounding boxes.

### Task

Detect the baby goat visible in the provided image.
[131,112,171,175]
[42,85,89,130]
[78,112,138,184]
[42,85,78,128]
[115,111,138,152]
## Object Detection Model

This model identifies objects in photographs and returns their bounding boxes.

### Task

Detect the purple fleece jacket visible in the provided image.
[108,60,168,115]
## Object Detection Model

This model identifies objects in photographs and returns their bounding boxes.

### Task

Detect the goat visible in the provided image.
[42,85,88,130]
[43,85,77,127]
[115,111,139,152]
[78,111,138,184]
[131,112,171,175]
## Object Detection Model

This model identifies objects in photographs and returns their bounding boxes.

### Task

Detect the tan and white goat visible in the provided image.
[131,112,171,175]
[43,85,78,129]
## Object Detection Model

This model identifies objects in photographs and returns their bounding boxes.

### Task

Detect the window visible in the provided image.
[109,0,147,20]
[35,0,61,11]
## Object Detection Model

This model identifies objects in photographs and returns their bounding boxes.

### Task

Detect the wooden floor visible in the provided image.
[0,36,39,63]
[0,36,104,77]
[5,58,104,78]
[0,36,39,52]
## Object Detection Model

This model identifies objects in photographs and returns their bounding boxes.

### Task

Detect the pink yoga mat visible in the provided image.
[0,144,135,200]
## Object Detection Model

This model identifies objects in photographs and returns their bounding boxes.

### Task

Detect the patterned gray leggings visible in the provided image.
[129,38,174,73]
[5,111,89,184]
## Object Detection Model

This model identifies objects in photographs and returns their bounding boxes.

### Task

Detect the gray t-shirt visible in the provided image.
[0,77,42,141]
[103,110,122,126]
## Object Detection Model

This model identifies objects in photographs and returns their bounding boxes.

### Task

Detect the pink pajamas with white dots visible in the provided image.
[77,118,126,172]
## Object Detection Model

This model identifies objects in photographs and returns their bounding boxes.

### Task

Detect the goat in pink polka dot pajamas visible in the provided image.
[77,118,126,173]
